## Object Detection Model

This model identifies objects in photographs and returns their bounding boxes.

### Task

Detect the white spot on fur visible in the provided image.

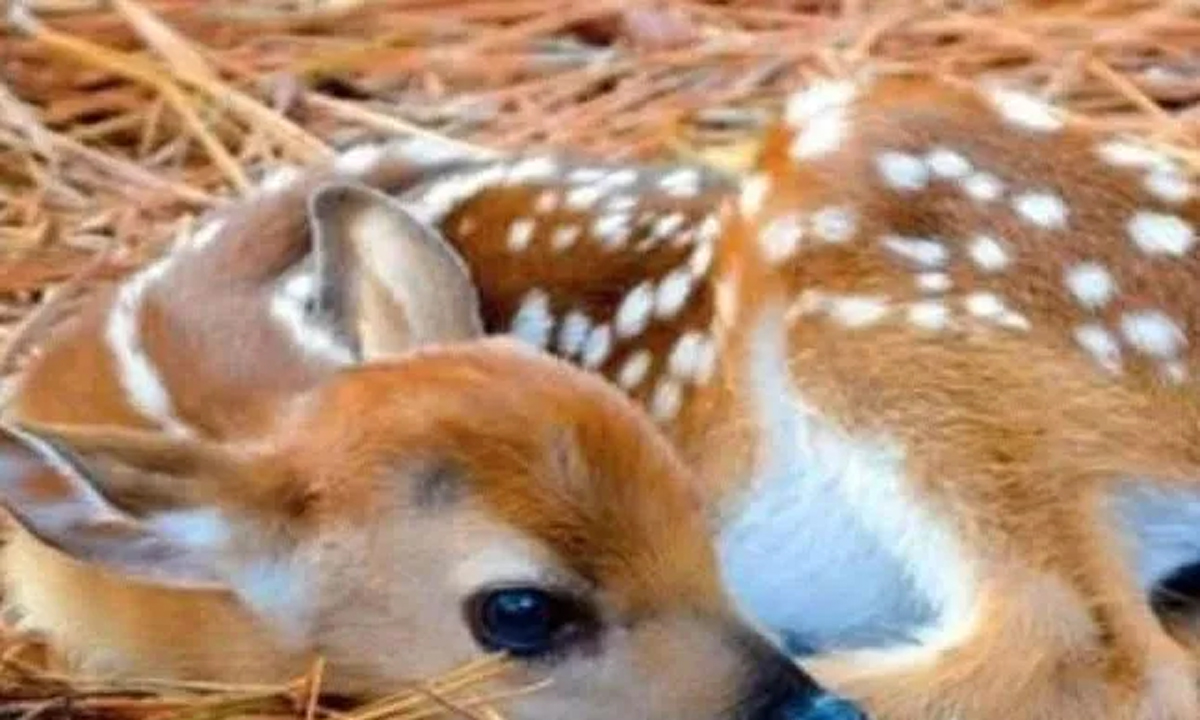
[875,151,930,191]
[689,238,715,278]
[505,156,559,184]
[1120,310,1186,359]
[790,110,847,160]
[507,218,536,251]
[510,289,554,349]
[759,214,804,263]
[617,350,653,390]
[1064,262,1116,310]
[740,175,771,216]
[829,296,890,328]
[962,172,1005,202]
[785,79,858,126]
[916,272,952,294]
[229,556,315,645]
[655,269,694,319]
[1145,172,1193,204]
[1096,140,1174,172]
[334,144,385,174]
[1012,191,1068,229]
[594,212,632,248]
[660,169,702,197]
[651,213,686,240]
[1127,211,1196,256]
[1075,323,1123,373]
[881,235,948,268]
[925,148,972,179]
[967,235,1010,273]
[965,292,1031,331]
[270,274,355,366]
[615,282,656,339]
[650,378,684,421]
[984,87,1064,132]
[907,301,949,331]
[668,331,707,382]
[557,310,591,358]
[105,262,191,435]
[551,225,581,252]
[565,184,606,210]
[696,215,722,245]
[581,323,613,369]
[406,166,506,225]
[812,206,857,244]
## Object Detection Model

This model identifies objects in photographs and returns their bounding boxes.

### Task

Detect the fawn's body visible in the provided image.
[6,69,1200,719]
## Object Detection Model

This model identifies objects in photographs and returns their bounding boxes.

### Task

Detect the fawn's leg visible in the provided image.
[800,470,1198,720]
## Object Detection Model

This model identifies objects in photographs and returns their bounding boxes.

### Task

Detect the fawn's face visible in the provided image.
[0,342,864,720]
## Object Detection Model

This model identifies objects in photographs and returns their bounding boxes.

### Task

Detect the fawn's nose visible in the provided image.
[761,694,869,720]
[735,631,869,720]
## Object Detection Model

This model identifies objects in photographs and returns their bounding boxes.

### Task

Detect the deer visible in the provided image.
[217,70,1200,719]
[0,159,865,719]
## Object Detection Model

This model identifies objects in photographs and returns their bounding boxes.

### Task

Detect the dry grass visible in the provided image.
[0,0,1198,716]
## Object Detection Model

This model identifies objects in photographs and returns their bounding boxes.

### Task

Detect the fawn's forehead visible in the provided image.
[299,346,719,602]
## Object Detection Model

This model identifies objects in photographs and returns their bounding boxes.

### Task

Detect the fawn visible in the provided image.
[225,70,1200,719]
[0,176,865,718]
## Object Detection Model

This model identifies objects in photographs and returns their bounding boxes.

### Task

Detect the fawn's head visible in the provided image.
[0,182,864,720]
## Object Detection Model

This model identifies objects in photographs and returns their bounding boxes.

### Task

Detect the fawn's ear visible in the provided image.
[307,182,485,360]
[0,422,252,588]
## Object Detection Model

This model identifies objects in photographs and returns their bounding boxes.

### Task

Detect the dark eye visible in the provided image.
[465,586,596,658]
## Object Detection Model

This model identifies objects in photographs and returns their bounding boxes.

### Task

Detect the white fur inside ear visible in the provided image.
[147,509,231,551]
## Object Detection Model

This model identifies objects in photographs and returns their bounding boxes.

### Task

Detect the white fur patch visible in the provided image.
[617,350,653,390]
[785,79,858,127]
[1127,211,1196,256]
[1145,171,1193,204]
[615,282,656,339]
[881,235,948,268]
[907,301,949,331]
[984,87,1064,132]
[551,225,581,252]
[650,378,684,421]
[916,272,952,294]
[509,289,555,349]
[667,331,708,382]
[759,214,805,264]
[1064,262,1116,310]
[789,110,847,160]
[925,148,972,179]
[739,174,772,217]
[1119,310,1186,359]
[875,151,930,192]
[557,310,592,358]
[533,190,559,214]
[581,323,613,369]
[507,218,536,252]
[1074,323,1123,373]
[105,261,191,435]
[965,292,1031,331]
[259,165,302,194]
[1096,140,1175,172]
[189,218,226,250]
[505,156,559,184]
[828,295,891,328]
[565,184,606,210]
[689,238,716,277]
[719,311,976,652]
[961,172,1005,202]
[593,212,632,248]
[811,206,857,244]
[651,212,686,240]
[1012,191,1069,229]
[270,274,356,366]
[967,234,1011,273]
[406,166,506,225]
[655,268,694,319]
[148,509,231,550]
[659,169,702,197]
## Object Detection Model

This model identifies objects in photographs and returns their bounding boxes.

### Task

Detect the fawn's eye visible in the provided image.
[465,586,597,658]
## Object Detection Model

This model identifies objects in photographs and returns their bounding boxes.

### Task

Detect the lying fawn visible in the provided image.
[230,71,1200,719]
[0,176,864,718]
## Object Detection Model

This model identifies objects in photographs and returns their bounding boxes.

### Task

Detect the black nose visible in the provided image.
[733,631,869,720]
[763,693,869,720]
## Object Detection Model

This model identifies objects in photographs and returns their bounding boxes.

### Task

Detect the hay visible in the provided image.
[0,0,1198,716]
